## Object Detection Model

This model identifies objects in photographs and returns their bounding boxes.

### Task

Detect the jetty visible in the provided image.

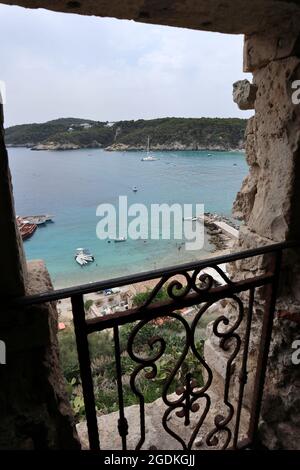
[22,214,53,225]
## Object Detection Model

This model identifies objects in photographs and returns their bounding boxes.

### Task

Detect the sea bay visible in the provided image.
[8,147,247,288]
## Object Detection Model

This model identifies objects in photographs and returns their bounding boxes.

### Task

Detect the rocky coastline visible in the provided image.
[201,212,240,251]
[11,141,245,152]
[30,141,103,151]
[104,142,244,152]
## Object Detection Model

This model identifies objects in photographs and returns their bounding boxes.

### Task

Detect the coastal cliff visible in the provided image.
[5,117,247,151]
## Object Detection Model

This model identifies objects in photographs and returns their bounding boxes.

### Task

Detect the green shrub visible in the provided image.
[58,322,204,423]
[84,299,94,312]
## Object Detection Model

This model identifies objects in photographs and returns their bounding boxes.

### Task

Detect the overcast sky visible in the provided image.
[0,4,252,127]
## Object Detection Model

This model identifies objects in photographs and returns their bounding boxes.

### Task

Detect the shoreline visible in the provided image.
[55,213,239,323]
[6,144,245,153]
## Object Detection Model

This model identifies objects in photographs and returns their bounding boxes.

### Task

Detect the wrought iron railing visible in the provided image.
[11,241,298,450]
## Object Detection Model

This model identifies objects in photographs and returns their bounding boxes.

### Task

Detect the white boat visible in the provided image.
[183,216,198,221]
[207,153,213,157]
[75,248,95,266]
[75,255,86,266]
[141,137,158,161]
[22,214,54,225]
[114,237,126,242]
[141,156,158,161]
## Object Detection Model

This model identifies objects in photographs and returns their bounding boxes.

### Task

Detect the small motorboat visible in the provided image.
[132,186,138,192]
[114,237,126,242]
[207,153,213,157]
[75,255,86,266]
[75,248,95,266]
[141,155,158,161]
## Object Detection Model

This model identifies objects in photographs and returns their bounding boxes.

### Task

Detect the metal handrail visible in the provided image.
[5,240,298,450]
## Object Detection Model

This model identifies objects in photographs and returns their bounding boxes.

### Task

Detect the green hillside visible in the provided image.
[5,117,247,150]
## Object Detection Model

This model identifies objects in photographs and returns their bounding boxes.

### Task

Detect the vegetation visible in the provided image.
[114,117,246,149]
[58,316,204,422]
[132,286,170,307]
[5,117,247,150]
[84,299,94,312]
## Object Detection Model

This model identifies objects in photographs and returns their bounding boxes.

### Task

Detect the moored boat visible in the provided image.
[114,237,126,242]
[23,214,54,225]
[75,248,95,266]
[16,216,37,240]
[141,137,158,161]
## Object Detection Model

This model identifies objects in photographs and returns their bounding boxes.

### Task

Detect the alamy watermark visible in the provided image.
[292,340,300,365]
[291,80,300,104]
[0,80,6,105]
[0,340,6,365]
[96,196,205,250]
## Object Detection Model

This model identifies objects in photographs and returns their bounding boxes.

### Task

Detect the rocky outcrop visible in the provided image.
[229,33,300,449]
[105,142,244,152]
[31,142,81,151]
[233,79,257,110]
[31,141,103,151]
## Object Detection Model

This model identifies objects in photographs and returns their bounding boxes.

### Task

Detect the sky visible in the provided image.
[0,4,252,127]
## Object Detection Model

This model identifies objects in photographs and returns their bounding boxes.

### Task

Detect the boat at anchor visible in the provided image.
[16,216,37,241]
[75,248,95,266]
[141,137,158,161]
[22,214,54,225]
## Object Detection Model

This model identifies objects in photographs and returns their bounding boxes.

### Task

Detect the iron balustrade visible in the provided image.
[9,241,299,450]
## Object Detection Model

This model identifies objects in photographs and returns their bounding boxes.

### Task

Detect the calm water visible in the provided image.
[8,147,247,288]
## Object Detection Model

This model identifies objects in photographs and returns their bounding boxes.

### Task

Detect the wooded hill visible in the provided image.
[5,117,247,151]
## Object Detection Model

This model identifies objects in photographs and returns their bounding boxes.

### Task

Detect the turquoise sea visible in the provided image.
[8,147,247,288]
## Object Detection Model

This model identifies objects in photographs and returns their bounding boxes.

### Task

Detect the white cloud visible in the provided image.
[0,4,252,126]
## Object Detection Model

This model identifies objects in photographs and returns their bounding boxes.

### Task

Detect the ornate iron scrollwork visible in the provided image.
[142,265,234,309]
[127,288,244,450]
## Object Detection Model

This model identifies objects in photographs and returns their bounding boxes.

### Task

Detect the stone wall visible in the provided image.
[230,32,300,449]
[0,103,27,297]
[0,261,80,449]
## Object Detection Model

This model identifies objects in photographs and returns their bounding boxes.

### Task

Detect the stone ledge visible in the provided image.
[0,260,56,353]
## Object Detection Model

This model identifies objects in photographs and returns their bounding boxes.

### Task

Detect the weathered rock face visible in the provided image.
[105,142,243,152]
[233,79,257,110]
[1,1,300,35]
[0,261,80,449]
[234,57,300,242]
[0,103,27,297]
[230,32,300,449]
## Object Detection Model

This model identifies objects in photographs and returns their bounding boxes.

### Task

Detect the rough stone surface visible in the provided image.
[76,391,249,450]
[233,56,300,241]
[233,79,257,110]
[0,261,80,449]
[233,118,258,221]
[1,1,300,35]
[244,31,300,73]
[230,33,300,450]
[0,103,27,297]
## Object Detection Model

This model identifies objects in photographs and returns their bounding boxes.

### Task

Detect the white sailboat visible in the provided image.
[141,137,158,161]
